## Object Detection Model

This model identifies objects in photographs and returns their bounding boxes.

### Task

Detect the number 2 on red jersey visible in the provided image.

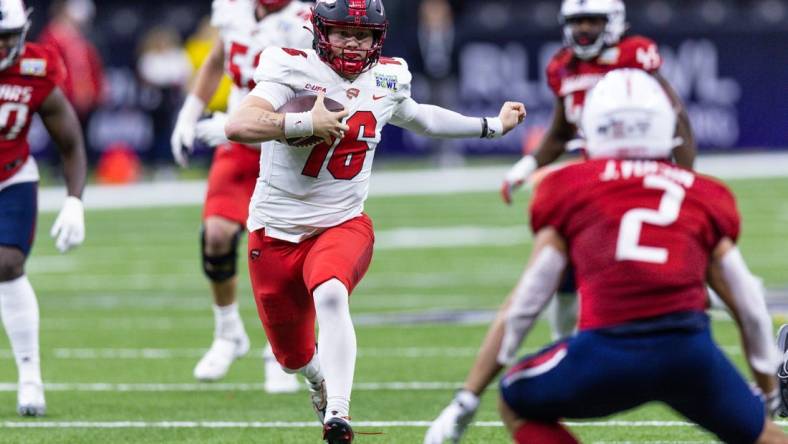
[615,175,686,264]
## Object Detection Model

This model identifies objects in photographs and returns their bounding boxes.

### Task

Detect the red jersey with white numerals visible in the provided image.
[211,0,313,112]
[530,159,739,330]
[546,35,663,125]
[0,43,65,181]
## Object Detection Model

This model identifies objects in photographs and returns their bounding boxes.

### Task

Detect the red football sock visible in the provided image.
[513,421,579,444]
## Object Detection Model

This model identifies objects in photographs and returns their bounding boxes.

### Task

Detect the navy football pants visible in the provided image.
[500,317,765,444]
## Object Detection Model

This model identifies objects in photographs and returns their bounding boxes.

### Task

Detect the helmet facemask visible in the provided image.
[0,20,29,72]
[559,0,626,60]
[311,0,388,78]
[0,0,31,72]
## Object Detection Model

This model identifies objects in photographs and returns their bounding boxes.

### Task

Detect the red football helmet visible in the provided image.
[258,0,291,12]
[311,0,388,78]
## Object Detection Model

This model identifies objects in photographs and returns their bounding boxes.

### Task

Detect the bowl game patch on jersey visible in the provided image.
[20,59,47,77]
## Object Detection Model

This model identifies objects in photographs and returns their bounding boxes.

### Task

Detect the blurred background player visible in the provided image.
[496,68,784,444]
[499,0,697,344]
[38,0,104,123]
[169,0,313,389]
[0,0,87,417]
[425,69,783,444]
[224,1,525,441]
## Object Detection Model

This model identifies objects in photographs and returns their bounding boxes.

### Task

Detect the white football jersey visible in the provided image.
[211,0,314,112]
[248,47,413,242]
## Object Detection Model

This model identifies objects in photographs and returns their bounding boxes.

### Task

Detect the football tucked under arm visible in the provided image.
[390,97,503,139]
[276,95,345,147]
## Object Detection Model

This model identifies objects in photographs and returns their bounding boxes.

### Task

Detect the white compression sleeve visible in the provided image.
[719,247,781,374]
[0,275,41,384]
[497,246,568,366]
[391,98,496,139]
[313,279,355,420]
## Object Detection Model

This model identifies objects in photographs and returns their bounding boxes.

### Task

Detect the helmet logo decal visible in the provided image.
[348,0,368,24]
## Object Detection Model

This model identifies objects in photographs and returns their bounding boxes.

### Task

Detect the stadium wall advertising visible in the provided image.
[381,31,787,157]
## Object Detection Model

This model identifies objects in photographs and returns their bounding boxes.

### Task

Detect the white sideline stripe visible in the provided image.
[0,382,461,392]
[36,152,788,212]
[0,345,743,360]
[1,420,785,429]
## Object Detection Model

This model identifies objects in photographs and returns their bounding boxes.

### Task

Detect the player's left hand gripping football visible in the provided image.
[423,390,480,444]
[499,102,526,135]
[50,196,85,253]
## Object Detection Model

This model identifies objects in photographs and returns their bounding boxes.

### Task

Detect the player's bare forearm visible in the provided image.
[225,95,284,144]
[463,297,511,395]
[190,36,226,104]
[655,72,696,169]
[532,99,574,167]
[39,87,87,199]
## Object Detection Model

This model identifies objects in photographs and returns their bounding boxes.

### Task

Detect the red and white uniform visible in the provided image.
[246,47,417,368]
[0,43,65,189]
[547,35,662,125]
[248,47,413,242]
[530,159,739,330]
[203,0,313,223]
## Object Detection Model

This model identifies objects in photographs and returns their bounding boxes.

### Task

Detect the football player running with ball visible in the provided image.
[224,0,525,441]
[170,0,312,390]
[0,0,87,417]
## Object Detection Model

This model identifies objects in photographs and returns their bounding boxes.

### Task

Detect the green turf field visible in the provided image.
[0,176,787,443]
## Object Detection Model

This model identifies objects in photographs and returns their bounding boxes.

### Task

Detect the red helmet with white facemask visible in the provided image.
[311,0,388,78]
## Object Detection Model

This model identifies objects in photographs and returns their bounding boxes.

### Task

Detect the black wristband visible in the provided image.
[480,117,488,139]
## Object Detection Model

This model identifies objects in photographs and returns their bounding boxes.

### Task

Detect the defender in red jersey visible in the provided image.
[501,0,695,205]
[499,0,697,353]
[426,70,785,444]
[0,0,87,417]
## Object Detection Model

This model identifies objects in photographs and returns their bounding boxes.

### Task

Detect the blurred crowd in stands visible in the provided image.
[24,0,788,180]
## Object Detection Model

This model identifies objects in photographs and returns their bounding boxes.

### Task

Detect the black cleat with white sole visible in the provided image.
[323,416,353,444]
[777,324,788,417]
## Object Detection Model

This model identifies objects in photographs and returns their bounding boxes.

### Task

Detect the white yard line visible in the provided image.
[0,382,461,392]
[36,152,788,212]
[0,345,742,360]
[0,420,784,429]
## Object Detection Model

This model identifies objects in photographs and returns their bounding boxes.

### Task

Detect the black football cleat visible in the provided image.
[777,324,788,417]
[323,416,353,444]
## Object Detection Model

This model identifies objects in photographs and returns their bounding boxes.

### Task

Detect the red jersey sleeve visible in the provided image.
[530,165,577,234]
[696,177,740,247]
[42,44,67,90]
[617,35,662,74]
[545,48,572,98]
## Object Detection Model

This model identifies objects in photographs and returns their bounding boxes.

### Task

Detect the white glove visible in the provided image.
[424,390,480,444]
[171,94,205,167]
[50,196,84,253]
[500,155,537,205]
[195,112,229,147]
